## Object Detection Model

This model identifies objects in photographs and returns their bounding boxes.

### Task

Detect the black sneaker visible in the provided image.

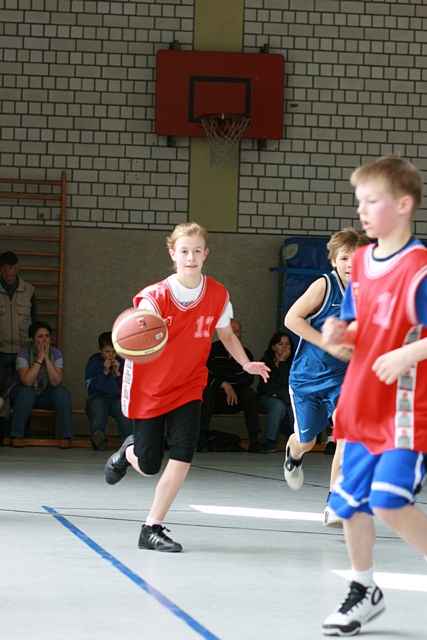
[138,524,183,553]
[104,435,134,485]
[322,580,385,636]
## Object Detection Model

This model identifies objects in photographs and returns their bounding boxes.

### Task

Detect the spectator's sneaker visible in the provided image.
[283,445,304,490]
[138,524,183,552]
[104,435,134,485]
[247,441,263,453]
[322,504,343,528]
[91,430,107,451]
[261,440,279,454]
[322,581,385,636]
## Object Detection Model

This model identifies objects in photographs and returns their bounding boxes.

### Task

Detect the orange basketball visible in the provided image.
[112,308,168,364]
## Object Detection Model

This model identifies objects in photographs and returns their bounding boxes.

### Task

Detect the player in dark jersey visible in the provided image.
[284,228,368,526]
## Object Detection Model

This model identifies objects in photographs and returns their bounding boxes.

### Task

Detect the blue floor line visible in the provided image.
[42,505,221,640]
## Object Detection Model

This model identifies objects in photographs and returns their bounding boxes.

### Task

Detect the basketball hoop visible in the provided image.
[200,113,251,166]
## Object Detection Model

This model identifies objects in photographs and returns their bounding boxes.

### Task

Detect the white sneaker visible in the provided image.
[322,504,343,528]
[322,581,385,636]
[283,445,304,490]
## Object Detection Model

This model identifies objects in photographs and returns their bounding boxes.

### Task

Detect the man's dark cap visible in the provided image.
[0,251,18,267]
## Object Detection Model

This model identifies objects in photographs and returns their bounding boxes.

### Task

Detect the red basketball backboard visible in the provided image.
[155,50,285,140]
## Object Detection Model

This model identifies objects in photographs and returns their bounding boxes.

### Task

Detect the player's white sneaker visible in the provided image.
[322,504,343,528]
[283,445,304,490]
[322,580,385,636]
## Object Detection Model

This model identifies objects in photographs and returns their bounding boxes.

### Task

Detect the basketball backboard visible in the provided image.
[155,49,285,140]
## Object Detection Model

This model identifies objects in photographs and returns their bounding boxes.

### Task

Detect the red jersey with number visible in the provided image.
[334,243,427,454]
[121,275,229,419]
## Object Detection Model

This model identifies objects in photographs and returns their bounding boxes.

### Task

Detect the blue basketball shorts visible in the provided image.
[329,441,426,518]
[289,383,340,443]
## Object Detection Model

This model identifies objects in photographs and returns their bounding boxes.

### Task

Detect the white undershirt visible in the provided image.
[139,274,233,329]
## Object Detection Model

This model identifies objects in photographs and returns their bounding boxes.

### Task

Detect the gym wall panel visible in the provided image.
[190,0,245,231]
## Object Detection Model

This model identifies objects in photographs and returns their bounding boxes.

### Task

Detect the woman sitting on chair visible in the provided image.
[10,321,73,447]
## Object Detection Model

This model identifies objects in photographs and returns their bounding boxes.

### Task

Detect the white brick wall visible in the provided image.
[1,0,426,235]
[0,0,193,228]
[241,0,427,236]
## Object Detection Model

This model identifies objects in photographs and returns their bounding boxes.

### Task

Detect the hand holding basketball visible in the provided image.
[112,308,168,364]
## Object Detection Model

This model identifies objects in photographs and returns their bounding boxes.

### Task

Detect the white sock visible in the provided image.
[145,518,162,527]
[352,567,374,587]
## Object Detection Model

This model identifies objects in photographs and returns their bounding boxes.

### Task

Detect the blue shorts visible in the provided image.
[329,441,426,518]
[289,383,340,443]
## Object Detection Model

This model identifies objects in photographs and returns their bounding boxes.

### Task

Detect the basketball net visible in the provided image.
[200,113,251,166]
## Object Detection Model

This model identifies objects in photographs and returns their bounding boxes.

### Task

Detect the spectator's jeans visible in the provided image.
[258,395,294,443]
[11,384,73,438]
[86,395,132,441]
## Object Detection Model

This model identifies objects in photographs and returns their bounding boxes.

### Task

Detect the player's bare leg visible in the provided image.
[146,459,191,523]
[374,505,427,555]
[125,445,191,514]
[125,446,190,553]
[344,512,375,571]
[323,513,385,636]
[283,433,315,490]
[329,438,343,489]
[323,439,344,527]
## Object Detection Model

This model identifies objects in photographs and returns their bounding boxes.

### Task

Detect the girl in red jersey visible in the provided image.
[105,222,269,552]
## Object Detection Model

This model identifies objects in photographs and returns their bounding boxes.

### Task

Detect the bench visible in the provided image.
[210,412,327,452]
[3,408,121,449]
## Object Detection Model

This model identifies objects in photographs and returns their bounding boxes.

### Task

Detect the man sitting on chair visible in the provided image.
[199,319,261,453]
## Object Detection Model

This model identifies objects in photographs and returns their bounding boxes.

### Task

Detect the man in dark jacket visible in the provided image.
[85,332,132,450]
[199,319,261,452]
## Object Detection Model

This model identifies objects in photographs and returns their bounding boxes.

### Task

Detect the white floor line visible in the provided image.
[190,504,322,522]
[333,569,427,593]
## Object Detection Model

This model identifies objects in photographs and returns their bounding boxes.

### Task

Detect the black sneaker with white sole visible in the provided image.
[283,445,304,490]
[104,435,134,485]
[138,524,183,552]
[322,580,385,636]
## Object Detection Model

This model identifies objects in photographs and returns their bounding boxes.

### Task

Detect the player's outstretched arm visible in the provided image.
[217,325,270,382]
[373,338,427,385]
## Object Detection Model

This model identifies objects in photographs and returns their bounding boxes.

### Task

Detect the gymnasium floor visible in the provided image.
[2,447,426,640]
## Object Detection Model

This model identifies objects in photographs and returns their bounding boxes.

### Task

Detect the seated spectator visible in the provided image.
[258,331,294,453]
[0,251,36,438]
[10,321,73,447]
[85,331,132,450]
[199,319,261,453]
